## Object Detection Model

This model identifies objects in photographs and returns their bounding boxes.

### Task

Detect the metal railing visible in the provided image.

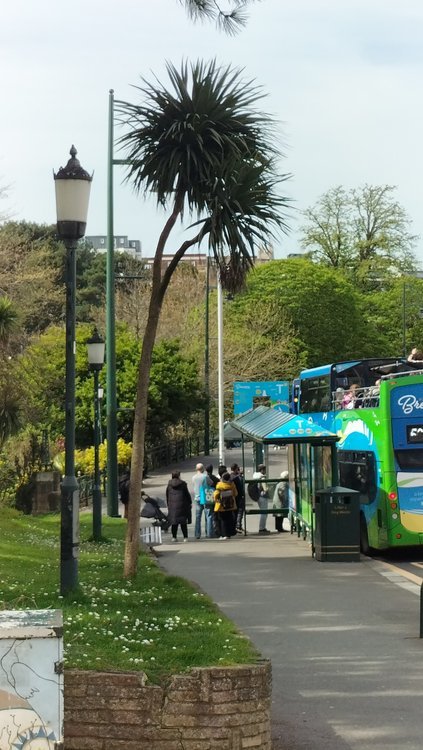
[77,473,94,506]
[145,435,211,472]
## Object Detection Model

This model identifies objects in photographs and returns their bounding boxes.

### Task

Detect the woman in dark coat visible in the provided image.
[165,470,192,542]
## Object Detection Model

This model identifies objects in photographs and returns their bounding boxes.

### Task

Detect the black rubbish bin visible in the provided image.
[314,486,360,562]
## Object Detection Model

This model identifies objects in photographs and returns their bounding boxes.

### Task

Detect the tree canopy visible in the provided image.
[300,185,418,286]
[234,259,376,367]
[17,324,205,449]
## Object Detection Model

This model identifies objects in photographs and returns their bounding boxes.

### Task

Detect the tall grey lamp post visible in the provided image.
[54,146,92,594]
[87,329,105,541]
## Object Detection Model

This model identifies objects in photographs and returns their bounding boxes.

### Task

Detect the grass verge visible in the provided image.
[0,509,258,684]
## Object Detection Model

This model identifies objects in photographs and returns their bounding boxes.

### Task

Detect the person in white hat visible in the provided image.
[272,470,289,532]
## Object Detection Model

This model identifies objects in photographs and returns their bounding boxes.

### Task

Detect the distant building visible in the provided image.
[142,246,275,274]
[255,244,275,263]
[85,235,142,260]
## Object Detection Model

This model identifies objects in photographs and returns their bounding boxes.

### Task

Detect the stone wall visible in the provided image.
[31,471,61,514]
[64,661,272,749]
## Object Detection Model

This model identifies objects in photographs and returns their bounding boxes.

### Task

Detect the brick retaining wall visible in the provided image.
[64,661,272,749]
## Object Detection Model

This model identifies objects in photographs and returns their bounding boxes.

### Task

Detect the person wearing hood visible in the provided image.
[166,471,192,542]
[213,472,237,540]
[273,471,289,532]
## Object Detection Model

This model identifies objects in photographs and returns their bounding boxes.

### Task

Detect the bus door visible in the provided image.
[390,384,423,537]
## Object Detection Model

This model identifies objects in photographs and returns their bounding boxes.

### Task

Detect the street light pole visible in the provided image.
[106,89,119,517]
[217,271,225,467]
[403,280,407,358]
[204,255,210,456]
[87,329,105,541]
[54,146,92,595]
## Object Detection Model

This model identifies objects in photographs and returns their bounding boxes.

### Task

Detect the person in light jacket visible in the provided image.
[253,464,271,534]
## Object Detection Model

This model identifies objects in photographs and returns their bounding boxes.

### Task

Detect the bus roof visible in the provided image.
[299,358,412,380]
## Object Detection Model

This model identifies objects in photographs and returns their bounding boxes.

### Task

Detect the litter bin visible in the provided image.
[314,486,360,562]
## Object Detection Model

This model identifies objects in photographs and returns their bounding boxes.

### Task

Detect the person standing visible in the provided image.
[272,471,289,532]
[166,471,192,542]
[214,472,237,539]
[118,470,130,519]
[192,463,207,539]
[253,463,271,534]
[230,463,245,535]
[204,464,219,537]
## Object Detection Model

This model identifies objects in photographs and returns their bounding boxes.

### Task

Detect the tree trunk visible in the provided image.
[123,282,162,577]
[123,191,202,578]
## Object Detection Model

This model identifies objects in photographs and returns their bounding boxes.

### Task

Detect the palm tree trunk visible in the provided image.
[123,192,204,577]
[123,282,161,577]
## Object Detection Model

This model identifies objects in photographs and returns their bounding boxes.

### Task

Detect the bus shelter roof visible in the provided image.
[230,407,339,445]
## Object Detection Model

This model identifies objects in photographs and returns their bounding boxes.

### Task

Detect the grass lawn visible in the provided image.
[0,508,258,684]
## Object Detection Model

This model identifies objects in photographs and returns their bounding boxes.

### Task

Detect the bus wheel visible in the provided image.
[360,514,370,556]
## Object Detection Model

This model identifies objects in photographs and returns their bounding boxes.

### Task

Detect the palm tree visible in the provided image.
[116,59,290,576]
[0,296,17,344]
[181,0,256,34]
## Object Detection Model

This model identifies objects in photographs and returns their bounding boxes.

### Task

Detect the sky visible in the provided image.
[2,0,423,260]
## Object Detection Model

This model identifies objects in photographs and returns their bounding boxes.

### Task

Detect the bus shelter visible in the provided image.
[230,407,340,539]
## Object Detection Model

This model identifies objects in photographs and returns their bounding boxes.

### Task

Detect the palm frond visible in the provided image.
[204,159,292,291]
[115,60,276,214]
[0,297,18,344]
[179,0,257,34]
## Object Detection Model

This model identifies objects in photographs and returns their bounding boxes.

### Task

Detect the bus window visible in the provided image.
[300,375,331,413]
[338,450,377,504]
[394,449,423,470]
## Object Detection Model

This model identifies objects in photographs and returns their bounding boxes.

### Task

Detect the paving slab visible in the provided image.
[138,451,423,750]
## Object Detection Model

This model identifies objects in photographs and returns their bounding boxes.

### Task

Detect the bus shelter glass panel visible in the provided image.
[313,445,333,491]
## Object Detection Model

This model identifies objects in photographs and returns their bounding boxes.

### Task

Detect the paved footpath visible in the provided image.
[140,452,423,750]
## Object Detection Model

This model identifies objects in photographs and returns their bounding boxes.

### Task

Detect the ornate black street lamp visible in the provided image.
[54,146,92,594]
[87,328,105,541]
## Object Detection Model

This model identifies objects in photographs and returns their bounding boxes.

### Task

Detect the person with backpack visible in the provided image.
[272,470,289,532]
[192,463,208,539]
[204,464,219,537]
[213,472,238,539]
[252,464,271,535]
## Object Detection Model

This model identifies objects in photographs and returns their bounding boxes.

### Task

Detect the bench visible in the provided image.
[243,506,289,536]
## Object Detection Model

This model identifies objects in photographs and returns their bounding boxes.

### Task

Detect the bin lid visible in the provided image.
[0,609,63,638]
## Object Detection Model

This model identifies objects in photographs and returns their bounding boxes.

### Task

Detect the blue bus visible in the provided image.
[294,358,423,552]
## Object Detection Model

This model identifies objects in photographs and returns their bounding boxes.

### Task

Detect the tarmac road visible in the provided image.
[140,450,423,750]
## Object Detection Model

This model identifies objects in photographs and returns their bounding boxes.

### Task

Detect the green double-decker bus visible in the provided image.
[292,358,423,552]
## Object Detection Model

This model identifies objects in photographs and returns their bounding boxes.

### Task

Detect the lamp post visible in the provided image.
[54,145,92,595]
[217,271,225,467]
[87,329,105,541]
[204,255,210,456]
